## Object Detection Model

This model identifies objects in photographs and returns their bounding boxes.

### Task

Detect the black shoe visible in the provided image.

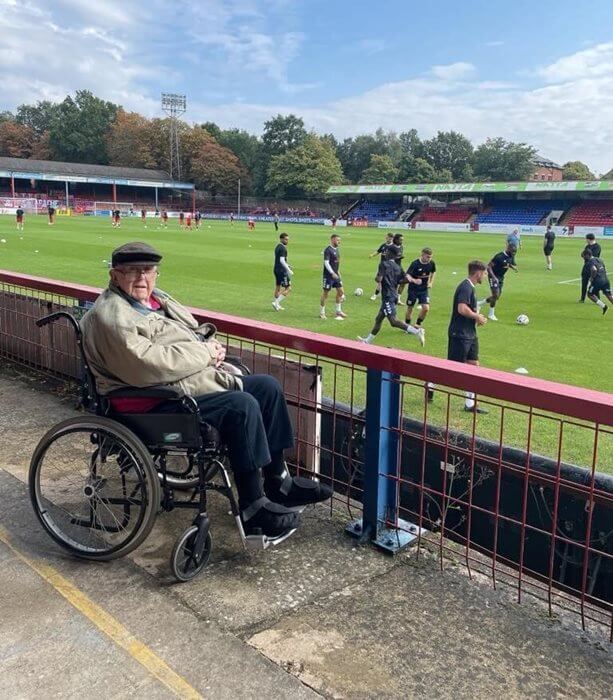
[241,497,301,538]
[265,471,333,508]
[464,405,488,414]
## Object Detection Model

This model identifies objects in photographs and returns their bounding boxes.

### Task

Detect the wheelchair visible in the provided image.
[29,311,299,581]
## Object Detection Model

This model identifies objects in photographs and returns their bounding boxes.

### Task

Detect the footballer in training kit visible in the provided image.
[478,243,518,320]
[320,234,346,320]
[369,232,393,300]
[15,207,24,230]
[580,233,602,302]
[272,232,293,311]
[358,245,425,346]
[543,225,555,270]
[582,249,612,315]
[448,260,489,413]
[405,247,436,327]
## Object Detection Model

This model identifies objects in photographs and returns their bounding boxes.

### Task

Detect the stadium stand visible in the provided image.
[415,205,474,223]
[349,199,401,221]
[563,200,613,225]
[475,200,570,225]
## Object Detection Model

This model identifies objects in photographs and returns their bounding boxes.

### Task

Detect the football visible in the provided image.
[516,314,530,325]
[354,288,364,296]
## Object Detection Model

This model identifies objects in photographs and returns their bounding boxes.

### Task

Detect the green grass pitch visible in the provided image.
[0,214,611,472]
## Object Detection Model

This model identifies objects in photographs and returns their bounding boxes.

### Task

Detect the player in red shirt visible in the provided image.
[161,209,168,228]
[141,208,147,226]
[248,217,255,230]
[186,213,192,229]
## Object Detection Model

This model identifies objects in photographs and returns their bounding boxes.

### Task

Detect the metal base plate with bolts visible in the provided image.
[346,517,427,554]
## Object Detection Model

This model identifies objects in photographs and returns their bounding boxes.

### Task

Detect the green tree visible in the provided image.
[401,157,437,183]
[473,137,537,181]
[48,90,119,163]
[422,130,474,180]
[16,101,61,136]
[266,134,343,198]
[200,121,222,140]
[398,129,424,180]
[0,111,14,123]
[253,113,307,195]
[562,160,595,181]
[337,134,388,183]
[359,154,399,184]
[601,168,613,180]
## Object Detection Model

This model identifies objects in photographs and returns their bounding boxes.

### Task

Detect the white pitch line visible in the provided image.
[558,277,581,284]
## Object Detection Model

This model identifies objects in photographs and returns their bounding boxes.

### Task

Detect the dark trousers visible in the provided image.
[581,272,589,301]
[158,375,294,473]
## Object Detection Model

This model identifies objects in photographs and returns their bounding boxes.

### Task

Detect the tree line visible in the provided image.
[0,90,607,198]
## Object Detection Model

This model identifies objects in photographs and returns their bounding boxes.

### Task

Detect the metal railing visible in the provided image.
[1,269,612,638]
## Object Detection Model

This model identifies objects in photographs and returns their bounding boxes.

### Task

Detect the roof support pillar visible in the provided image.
[10,175,15,198]
[112,182,117,206]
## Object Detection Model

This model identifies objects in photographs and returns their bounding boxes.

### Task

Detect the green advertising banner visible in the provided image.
[327,180,613,195]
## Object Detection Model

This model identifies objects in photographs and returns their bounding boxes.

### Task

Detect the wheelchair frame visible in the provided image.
[29,311,297,581]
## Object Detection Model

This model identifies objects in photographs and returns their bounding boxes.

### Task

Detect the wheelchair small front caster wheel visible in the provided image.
[170,526,212,581]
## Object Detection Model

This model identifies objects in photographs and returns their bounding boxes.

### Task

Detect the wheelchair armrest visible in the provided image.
[104,386,184,399]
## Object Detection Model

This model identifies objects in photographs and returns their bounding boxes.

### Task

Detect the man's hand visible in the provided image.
[332,273,339,280]
[476,314,487,326]
[209,339,226,367]
[288,268,294,277]
[413,278,422,285]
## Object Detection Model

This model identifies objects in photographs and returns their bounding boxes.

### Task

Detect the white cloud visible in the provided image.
[431,62,476,80]
[538,41,613,83]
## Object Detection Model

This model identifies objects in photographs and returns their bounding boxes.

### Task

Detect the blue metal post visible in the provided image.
[346,369,424,553]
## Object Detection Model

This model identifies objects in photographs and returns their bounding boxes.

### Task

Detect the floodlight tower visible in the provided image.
[161,93,187,180]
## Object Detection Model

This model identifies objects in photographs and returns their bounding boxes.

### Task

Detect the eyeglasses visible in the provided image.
[115,265,159,279]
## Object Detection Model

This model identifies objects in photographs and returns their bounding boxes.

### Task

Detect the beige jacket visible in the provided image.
[81,284,242,396]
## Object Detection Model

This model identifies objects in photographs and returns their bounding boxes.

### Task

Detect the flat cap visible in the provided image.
[111,242,163,267]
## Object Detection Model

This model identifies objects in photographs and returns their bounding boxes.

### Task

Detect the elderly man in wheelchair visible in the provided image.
[29,241,331,580]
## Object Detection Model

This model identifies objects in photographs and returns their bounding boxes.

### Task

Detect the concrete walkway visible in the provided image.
[0,369,611,698]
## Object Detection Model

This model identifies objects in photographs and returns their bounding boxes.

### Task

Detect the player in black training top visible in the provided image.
[478,242,518,321]
[368,232,393,300]
[357,245,425,346]
[272,232,293,311]
[582,249,612,315]
[112,209,121,228]
[15,207,24,231]
[543,225,555,270]
[405,247,436,327]
[47,204,55,225]
[390,233,407,303]
[320,234,346,320]
[448,260,488,413]
[580,233,603,302]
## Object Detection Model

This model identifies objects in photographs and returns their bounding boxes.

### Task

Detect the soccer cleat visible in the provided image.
[319,311,327,319]
[370,294,377,301]
[357,335,371,343]
[272,301,280,311]
[416,328,426,347]
[335,310,347,319]
[464,405,488,414]
[488,313,498,321]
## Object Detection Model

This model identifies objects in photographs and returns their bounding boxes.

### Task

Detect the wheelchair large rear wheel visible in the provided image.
[29,416,160,561]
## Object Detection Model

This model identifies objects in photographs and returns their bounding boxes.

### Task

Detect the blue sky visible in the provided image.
[2,0,613,172]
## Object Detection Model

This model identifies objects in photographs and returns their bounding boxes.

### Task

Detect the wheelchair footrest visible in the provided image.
[244,528,298,550]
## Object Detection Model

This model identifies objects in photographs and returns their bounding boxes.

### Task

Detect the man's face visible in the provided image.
[110,264,158,303]
[507,244,517,255]
[420,252,432,264]
[281,235,288,246]
[475,269,487,284]
[332,236,341,247]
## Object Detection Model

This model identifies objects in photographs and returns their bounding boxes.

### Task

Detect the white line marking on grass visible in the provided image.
[558,278,581,284]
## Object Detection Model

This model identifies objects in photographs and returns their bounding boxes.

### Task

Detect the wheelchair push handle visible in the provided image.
[36,311,81,337]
